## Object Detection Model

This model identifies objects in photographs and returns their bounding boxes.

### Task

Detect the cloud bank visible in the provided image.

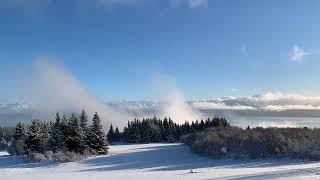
[191,92,320,111]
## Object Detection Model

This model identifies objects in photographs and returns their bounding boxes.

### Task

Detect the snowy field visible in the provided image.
[1,144,320,180]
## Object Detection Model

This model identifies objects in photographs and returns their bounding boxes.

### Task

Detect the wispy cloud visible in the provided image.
[97,0,208,9]
[171,0,208,8]
[291,45,311,62]
[96,0,144,9]
[0,0,207,11]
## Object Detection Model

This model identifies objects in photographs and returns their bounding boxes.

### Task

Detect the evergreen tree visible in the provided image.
[65,113,83,153]
[25,120,42,153]
[49,112,65,152]
[107,124,115,143]
[79,109,88,133]
[9,122,27,155]
[88,112,108,154]
[14,122,26,140]
[60,114,69,141]
[39,122,50,152]
[114,127,121,142]
[79,109,89,150]
[126,123,141,143]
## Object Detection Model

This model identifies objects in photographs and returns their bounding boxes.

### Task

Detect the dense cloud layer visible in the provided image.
[191,92,320,111]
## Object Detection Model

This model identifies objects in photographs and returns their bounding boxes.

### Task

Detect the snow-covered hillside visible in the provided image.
[1,143,320,180]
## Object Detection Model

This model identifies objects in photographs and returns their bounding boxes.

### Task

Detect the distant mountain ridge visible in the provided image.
[2,92,320,126]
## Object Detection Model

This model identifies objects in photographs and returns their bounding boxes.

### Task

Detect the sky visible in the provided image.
[1,0,320,102]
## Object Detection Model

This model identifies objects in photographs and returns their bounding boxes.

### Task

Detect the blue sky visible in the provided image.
[1,0,320,101]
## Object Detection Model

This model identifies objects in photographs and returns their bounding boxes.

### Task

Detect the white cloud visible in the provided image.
[97,0,208,9]
[192,102,255,110]
[249,92,320,105]
[189,92,320,111]
[263,104,320,111]
[291,45,310,62]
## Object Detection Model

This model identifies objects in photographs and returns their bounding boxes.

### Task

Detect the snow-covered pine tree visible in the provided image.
[49,112,65,152]
[162,117,175,143]
[65,113,83,153]
[141,120,151,143]
[114,127,121,142]
[107,124,115,143]
[79,109,89,150]
[88,112,108,155]
[79,109,88,133]
[39,122,50,152]
[8,122,27,155]
[60,114,69,140]
[128,124,141,143]
[25,120,42,153]
[14,122,26,140]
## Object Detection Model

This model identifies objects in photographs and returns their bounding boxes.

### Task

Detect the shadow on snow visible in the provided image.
[0,153,58,169]
[79,144,317,173]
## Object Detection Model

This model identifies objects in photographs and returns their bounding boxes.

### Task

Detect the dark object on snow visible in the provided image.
[188,169,196,174]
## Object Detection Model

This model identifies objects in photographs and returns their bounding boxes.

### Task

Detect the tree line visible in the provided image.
[6,111,230,159]
[107,117,229,144]
[8,110,108,156]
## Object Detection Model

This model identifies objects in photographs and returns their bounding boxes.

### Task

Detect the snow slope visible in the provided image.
[1,144,320,180]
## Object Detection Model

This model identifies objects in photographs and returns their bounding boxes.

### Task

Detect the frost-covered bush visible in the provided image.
[181,127,320,160]
[65,151,82,161]
[44,151,54,159]
[52,151,68,162]
[24,152,47,162]
[34,153,47,162]
[49,151,82,162]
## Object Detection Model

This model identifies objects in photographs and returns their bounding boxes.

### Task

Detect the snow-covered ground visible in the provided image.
[1,143,320,180]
